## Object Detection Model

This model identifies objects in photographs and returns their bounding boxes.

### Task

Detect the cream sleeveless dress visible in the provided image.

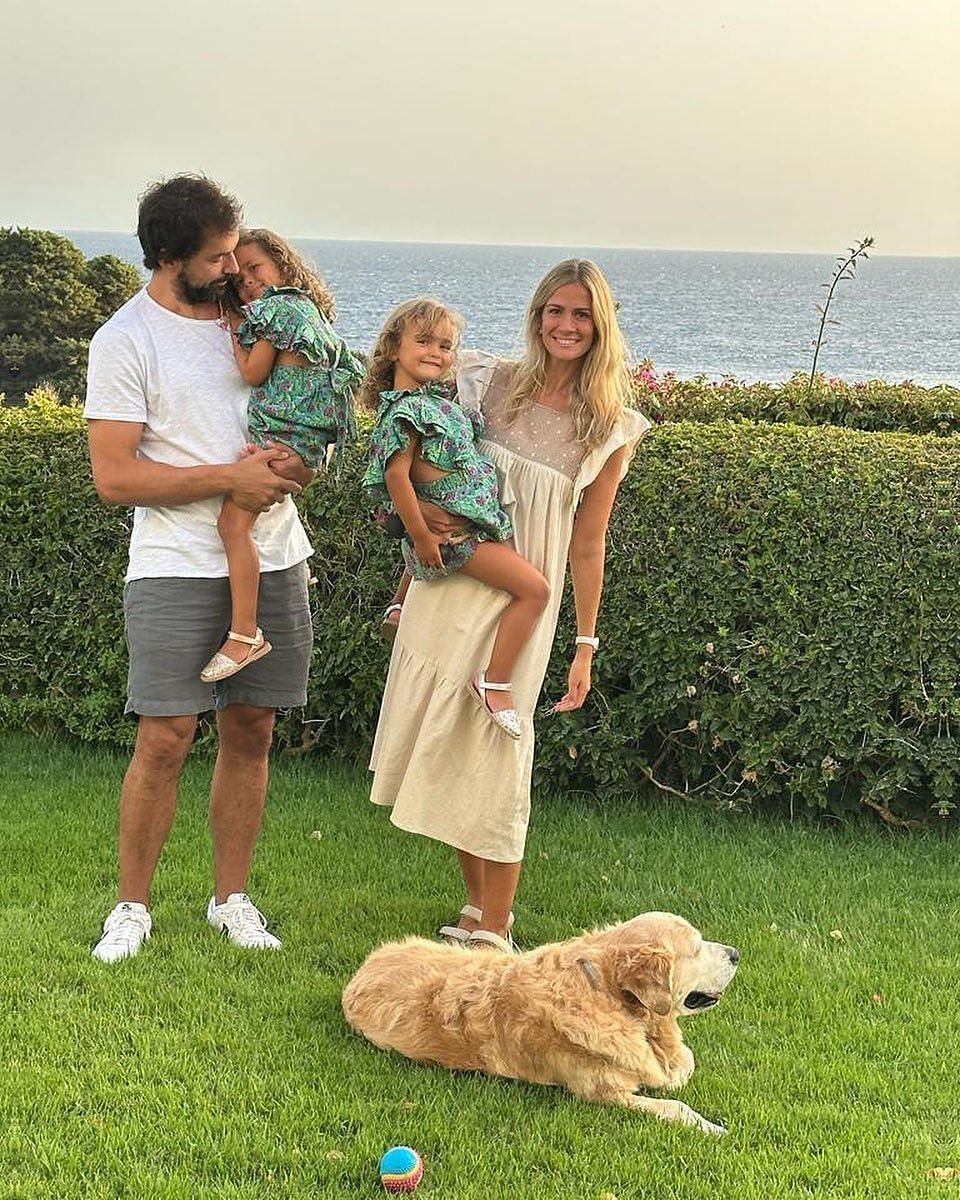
[369,352,650,862]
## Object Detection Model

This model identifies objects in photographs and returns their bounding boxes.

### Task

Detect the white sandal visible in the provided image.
[438,904,483,945]
[471,674,522,740]
[438,906,515,945]
[379,603,403,642]
[200,628,272,683]
[467,929,521,955]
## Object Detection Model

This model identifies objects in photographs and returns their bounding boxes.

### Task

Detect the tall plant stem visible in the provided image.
[807,235,874,397]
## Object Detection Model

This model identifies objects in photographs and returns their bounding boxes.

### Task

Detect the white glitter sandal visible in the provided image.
[471,674,521,740]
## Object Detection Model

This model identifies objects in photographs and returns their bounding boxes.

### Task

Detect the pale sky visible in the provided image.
[3,0,958,255]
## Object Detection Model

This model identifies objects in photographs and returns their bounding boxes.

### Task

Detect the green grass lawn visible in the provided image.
[1,730,957,1199]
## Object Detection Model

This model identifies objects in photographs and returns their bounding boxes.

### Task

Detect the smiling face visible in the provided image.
[235,240,285,304]
[391,317,457,390]
[540,281,595,363]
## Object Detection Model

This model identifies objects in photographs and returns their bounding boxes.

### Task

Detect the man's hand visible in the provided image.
[418,499,474,541]
[262,440,317,488]
[241,440,317,489]
[228,447,301,512]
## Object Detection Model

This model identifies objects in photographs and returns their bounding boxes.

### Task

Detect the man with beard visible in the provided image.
[84,175,315,962]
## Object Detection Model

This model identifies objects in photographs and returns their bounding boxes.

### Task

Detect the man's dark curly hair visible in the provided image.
[137,174,242,269]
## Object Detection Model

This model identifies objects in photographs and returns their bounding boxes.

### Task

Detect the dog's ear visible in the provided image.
[613,948,675,1017]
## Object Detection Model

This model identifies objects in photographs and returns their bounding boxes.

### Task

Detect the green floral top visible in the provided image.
[237,287,364,466]
[363,382,513,547]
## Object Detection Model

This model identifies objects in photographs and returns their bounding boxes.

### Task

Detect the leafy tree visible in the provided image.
[0,228,141,403]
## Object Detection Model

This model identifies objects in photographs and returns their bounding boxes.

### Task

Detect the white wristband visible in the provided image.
[575,635,599,649]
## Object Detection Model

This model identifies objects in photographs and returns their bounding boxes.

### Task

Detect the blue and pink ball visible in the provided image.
[378,1146,424,1192]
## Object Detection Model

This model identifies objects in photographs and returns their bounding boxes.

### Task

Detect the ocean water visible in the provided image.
[63,231,959,386]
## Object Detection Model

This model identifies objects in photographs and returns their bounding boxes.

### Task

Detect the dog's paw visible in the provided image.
[662,1046,695,1091]
[678,1103,725,1136]
[650,1098,726,1136]
[699,1114,726,1137]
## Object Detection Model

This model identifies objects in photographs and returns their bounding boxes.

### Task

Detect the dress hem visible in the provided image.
[368,787,526,864]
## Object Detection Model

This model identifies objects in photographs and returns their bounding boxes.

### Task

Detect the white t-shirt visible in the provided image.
[84,288,313,582]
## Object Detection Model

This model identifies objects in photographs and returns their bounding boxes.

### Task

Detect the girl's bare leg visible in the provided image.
[216,498,263,664]
[456,849,521,940]
[382,569,412,636]
[392,570,412,607]
[456,849,484,932]
[459,542,549,715]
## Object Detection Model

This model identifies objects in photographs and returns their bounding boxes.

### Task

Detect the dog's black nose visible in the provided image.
[727,946,740,964]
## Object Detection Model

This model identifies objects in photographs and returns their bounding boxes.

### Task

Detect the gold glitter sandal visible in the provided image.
[200,628,272,683]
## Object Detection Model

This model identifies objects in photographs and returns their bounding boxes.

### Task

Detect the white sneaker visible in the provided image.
[206,892,281,950]
[92,901,152,963]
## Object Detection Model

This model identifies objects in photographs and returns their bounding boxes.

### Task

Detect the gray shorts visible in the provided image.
[123,561,313,716]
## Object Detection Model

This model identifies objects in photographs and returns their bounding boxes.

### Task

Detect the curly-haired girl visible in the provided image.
[361,298,549,739]
[200,228,364,683]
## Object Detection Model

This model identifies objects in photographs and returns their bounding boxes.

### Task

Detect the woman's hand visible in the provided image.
[418,499,473,541]
[410,535,444,571]
[412,530,445,571]
[551,649,593,712]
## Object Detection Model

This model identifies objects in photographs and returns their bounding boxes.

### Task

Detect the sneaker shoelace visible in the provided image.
[220,894,267,935]
[104,906,148,945]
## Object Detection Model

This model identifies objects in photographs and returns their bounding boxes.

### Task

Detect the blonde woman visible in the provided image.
[369,260,650,953]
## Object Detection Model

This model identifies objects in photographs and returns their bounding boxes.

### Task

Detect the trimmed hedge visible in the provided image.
[2,388,958,825]
[632,365,960,436]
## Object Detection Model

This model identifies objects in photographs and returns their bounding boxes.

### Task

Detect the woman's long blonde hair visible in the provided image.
[231,228,338,320]
[506,259,630,447]
[358,297,464,412]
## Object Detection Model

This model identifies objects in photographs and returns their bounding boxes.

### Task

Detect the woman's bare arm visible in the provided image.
[553,445,627,711]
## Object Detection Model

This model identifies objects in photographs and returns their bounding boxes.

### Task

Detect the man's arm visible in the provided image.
[88,420,300,513]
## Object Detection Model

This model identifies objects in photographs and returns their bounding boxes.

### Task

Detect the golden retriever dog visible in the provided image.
[342,912,738,1135]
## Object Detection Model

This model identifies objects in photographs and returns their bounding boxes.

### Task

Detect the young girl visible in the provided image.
[361,298,549,739]
[200,229,365,683]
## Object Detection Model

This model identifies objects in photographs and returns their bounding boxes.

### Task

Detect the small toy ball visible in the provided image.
[378,1145,423,1192]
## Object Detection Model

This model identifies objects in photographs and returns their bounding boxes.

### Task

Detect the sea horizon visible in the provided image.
[56,228,960,261]
[59,230,960,386]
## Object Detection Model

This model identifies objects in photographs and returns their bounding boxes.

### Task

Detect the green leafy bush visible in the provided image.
[0,229,141,402]
[633,363,960,436]
[540,422,957,826]
[2,390,957,825]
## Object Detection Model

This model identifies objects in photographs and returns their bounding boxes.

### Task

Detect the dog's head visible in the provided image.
[580,912,739,1019]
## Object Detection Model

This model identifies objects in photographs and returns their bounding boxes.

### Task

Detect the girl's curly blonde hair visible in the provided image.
[507,258,630,448]
[358,297,464,411]
[226,228,338,320]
